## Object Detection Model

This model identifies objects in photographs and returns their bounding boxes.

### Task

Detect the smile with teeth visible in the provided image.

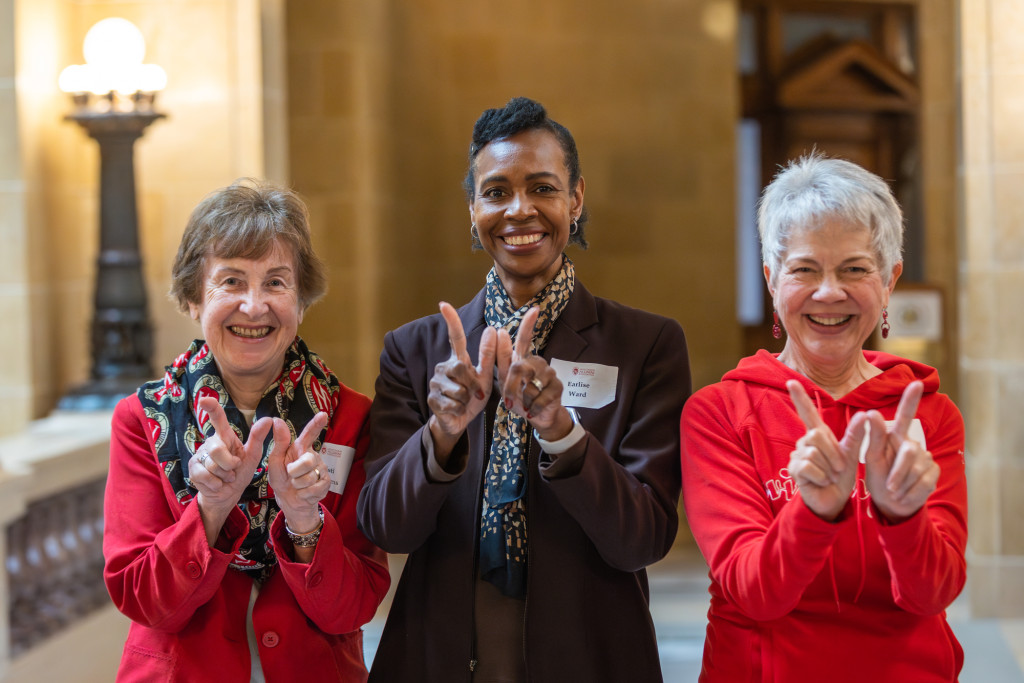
[502,233,544,246]
[808,315,852,326]
[230,325,272,338]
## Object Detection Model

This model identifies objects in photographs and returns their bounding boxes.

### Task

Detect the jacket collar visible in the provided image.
[456,277,599,364]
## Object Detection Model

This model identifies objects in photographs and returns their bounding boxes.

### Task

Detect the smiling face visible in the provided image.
[469,128,584,306]
[767,217,901,375]
[188,240,303,399]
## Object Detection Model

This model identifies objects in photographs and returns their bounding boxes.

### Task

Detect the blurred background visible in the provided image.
[0,0,1020,679]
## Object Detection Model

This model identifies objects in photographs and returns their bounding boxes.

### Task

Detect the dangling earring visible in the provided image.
[881,307,890,339]
[470,223,481,248]
[772,311,782,339]
[569,218,579,236]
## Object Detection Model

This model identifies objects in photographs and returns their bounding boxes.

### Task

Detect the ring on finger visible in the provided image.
[314,467,321,482]
[530,377,544,392]
[197,451,208,467]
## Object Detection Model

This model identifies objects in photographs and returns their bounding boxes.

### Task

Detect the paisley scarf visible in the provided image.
[480,256,575,598]
[137,337,339,582]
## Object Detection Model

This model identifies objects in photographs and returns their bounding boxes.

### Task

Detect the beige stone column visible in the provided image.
[959,0,1024,617]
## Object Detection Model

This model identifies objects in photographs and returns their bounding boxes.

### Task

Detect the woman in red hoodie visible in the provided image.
[681,153,967,682]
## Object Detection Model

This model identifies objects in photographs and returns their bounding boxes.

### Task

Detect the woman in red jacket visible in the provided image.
[681,154,967,682]
[103,180,390,681]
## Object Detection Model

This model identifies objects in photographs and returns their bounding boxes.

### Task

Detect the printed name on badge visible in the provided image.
[320,442,355,494]
[549,359,618,409]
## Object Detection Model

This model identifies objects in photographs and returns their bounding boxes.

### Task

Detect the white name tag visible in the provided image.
[550,359,618,409]
[859,418,926,463]
[320,442,355,494]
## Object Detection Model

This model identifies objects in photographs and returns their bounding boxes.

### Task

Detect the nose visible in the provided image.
[505,190,537,220]
[240,286,269,316]
[811,272,847,302]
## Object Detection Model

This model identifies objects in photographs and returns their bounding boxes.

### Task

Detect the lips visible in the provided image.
[229,325,272,339]
[807,315,852,326]
[501,233,544,246]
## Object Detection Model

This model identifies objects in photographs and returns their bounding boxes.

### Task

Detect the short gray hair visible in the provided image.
[758,153,904,286]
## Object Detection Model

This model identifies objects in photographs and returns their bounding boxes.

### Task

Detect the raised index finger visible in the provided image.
[295,412,329,455]
[439,301,470,363]
[514,307,540,359]
[891,380,923,440]
[787,380,826,431]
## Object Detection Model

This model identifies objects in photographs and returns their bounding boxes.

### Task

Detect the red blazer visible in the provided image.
[104,387,390,682]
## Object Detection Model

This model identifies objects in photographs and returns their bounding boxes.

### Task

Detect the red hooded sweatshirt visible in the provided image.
[681,350,967,682]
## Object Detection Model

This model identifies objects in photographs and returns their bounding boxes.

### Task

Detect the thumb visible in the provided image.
[495,328,512,386]
[477,327,497,387]
[861,411,888,470]
[839,411,868,464]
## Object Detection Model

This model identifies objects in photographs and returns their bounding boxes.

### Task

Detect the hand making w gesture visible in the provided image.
[267,413,330,535]
[786,380,870,521]
[427,302,497,459]
[189,396,275,545]
[499,307,573,441]
[861,381,939,523]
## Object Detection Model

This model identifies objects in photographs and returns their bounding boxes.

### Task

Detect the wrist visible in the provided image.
[285,507,324,546]
[534,408,586,454]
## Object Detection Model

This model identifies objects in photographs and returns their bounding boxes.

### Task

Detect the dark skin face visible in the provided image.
[469,128,584,308]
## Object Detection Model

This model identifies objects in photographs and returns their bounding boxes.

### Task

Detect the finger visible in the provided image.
[891,380,924,440]
[199,396,234,440]
[475,326,497,401]
[439,301,470,363]
[267,418,293,463]
[295,412,329,455]
[886,441,928,495]
[837,411,869,470]
[861,410,888,468]
[789,451,833,488]
[495,328,512,386]
[787,380,826,431]
[513,307,540,360]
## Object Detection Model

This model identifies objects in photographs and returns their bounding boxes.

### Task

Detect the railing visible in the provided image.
[0,411,126,681]
[6,478,107,657]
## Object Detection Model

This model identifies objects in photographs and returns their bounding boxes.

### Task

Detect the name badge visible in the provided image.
[859,418,926,463]
[550,359,618,409]
[320,442,355,494]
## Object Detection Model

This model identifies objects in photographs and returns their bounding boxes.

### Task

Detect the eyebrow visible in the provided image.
[479,171,562,185]
[210,264,294,276]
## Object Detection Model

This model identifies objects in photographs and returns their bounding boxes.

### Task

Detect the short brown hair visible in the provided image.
[170,179,327,312]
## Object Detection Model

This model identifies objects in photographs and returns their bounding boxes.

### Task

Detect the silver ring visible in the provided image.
[314,467,321,482]
[197,452,208,467]
[530,377,544,392]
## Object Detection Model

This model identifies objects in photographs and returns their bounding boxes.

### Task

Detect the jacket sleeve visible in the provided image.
[875,395,968,615]
[357,326,467,553]
[272,409,391,634]
[539,317,690,571]
[103,395,250,632]
[681,386,848,621]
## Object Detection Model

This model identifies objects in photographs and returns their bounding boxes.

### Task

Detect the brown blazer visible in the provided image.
[357,281,691,682]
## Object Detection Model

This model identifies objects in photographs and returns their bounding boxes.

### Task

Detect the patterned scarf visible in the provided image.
[480,256,575,598]
[137,337,340,582]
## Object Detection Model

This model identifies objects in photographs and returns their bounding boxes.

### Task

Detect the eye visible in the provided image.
[535,184,556,193]
[223,276,241,286]
[481,187,506,199]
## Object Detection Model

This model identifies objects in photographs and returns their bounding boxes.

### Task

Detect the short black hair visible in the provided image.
[463,96,588,248]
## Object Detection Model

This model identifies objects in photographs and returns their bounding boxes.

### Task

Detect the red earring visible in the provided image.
[881,307,890,339]
[772,311,782,339]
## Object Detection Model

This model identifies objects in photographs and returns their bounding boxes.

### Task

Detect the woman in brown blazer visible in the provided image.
[357,96,692,683]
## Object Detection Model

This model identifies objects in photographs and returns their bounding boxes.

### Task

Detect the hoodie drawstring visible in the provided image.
[813,391,843,613]
[850,404,867,604]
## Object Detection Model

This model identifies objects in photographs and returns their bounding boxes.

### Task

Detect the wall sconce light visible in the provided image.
[57,18,166,411]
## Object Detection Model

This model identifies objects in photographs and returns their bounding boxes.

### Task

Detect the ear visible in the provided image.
[188,302,200,322]
[763,263,776,298]
[884,261,904,304]
[571,176,585,217]
[297,306,305,326]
